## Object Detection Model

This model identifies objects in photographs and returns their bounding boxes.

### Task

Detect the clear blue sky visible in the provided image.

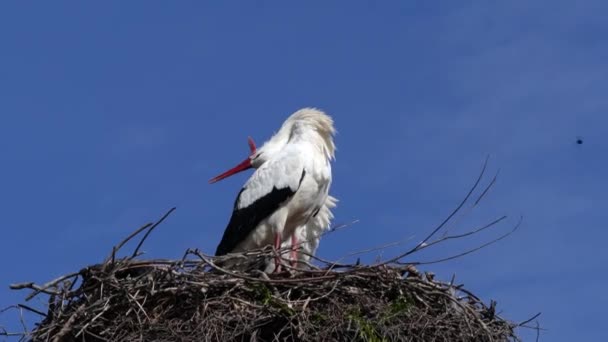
[1,2,606,341]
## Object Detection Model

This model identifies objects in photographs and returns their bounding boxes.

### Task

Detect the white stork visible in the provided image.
[212,137,338,273]
[216,135,339,270]
[211,135,338,271]
[209,108,336,271]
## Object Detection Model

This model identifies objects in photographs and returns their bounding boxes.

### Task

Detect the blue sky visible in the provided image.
[1,2,606,341]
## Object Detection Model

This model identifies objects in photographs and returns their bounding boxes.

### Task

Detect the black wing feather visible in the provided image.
[215,186,295,255]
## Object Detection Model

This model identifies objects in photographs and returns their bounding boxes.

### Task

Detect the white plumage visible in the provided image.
[209,108,336,271]
[280,195,338,269]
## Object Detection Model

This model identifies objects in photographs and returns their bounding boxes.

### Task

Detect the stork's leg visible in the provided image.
[290,234,298,268]
[274,233,282,273]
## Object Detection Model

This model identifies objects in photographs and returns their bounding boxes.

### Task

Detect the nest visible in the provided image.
[9,252,518,342]
[2,161,538,341]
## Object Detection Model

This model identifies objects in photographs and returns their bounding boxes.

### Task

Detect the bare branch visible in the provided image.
[406,216,522,266]
[131,207,177,258]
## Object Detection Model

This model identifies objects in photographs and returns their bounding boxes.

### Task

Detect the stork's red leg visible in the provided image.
[290,234,298,268]
[274,233,282,273]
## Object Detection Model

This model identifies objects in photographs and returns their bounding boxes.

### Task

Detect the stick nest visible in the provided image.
[10,249,517,342]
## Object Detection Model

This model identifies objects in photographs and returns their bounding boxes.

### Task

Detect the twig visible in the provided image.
[17,304,47,317]
[518,312,542,327]
[9,282,60,299]
[439,169,499,239]
[475,169,499,206]
[322,219,360,236]
[417,156,490,248]
[380,156,490,265]
[106,222,153,265]
[406,216,522,266]
[131,207,176,258]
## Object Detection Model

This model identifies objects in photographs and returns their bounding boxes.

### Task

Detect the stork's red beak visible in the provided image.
[208,158,252,184]
[208,136,257,184]
[247,136,256,154]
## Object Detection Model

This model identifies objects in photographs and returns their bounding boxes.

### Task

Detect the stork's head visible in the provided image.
[280,108,336,160]
[209,108,335,184]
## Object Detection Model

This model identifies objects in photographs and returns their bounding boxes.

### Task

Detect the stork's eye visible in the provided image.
[251,152,263,160]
